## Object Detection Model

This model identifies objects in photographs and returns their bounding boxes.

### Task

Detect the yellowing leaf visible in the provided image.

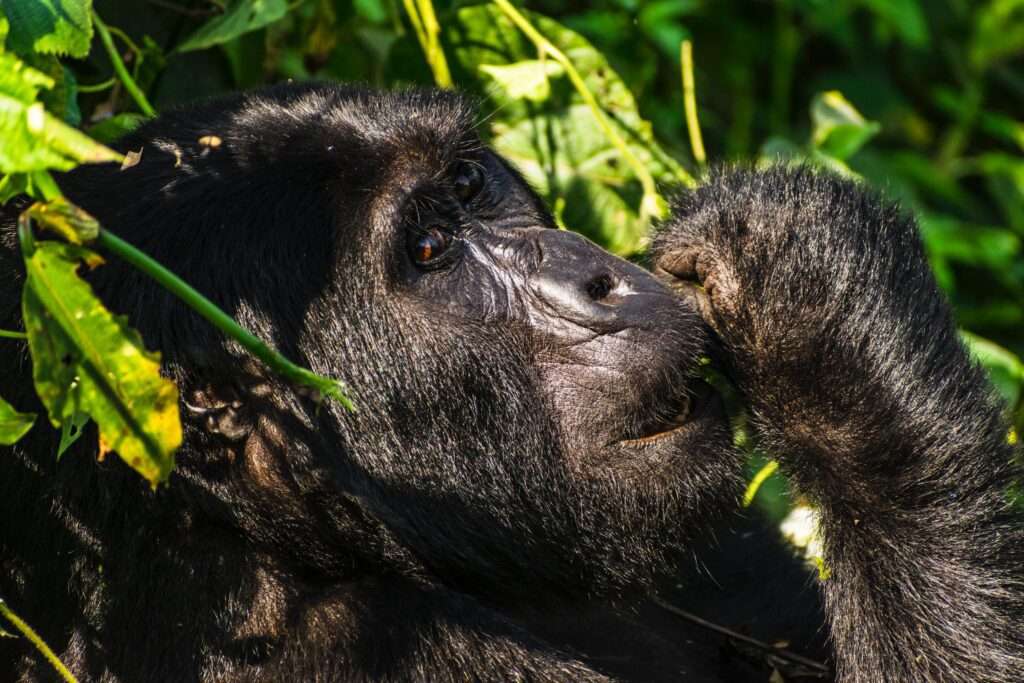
[25,197,99,244]
[0,394,35,445]
[22,240,180,486]
[478,60,565,102]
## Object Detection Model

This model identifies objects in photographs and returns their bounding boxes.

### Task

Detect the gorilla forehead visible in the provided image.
[211,82,479,182]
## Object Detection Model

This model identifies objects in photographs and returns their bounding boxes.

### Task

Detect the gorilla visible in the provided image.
[0,82,1021,682]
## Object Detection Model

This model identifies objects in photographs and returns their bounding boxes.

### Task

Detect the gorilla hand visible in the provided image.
[651,166,1024,683]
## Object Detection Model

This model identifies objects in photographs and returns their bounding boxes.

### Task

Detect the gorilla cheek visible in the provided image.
[535,332,654,450]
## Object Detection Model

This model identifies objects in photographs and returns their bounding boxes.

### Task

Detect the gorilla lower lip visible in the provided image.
[619,397,693,446]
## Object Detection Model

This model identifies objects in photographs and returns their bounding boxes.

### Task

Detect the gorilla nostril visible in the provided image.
[585,273,616,302]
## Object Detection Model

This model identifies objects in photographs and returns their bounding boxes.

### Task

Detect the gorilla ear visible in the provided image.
[184,382,253,442]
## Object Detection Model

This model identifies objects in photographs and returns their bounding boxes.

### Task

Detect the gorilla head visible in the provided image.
[17,82,739,599]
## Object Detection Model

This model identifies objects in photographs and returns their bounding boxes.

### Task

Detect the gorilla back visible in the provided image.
[1,83,1022,682]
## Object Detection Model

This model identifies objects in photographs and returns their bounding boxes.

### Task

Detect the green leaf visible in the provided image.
[861,0,930,47]
[0,394,35,445]
[0,95,121,172]
[448,6,687,255]
[974,153,1024,234]
[86,112,146,144]
[22,239,181,486]
[0,51,122,173]
[353,0,388,24]
[970,0,1024,70]
[56,410,88,459]
[919,213,1021,271]
[637,0,696,58]
[1,0,93,58]
[0,50,54,103]
[961,331,1024,408]
[478,60,565,102]
[0,172,28,203]
[810,90,881,161]
[20,53,81,126]
[176,0,288,53]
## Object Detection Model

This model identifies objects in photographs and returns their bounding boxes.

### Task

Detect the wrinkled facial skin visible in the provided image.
[44,83,741,598]
[394,151,722,473]
[354,99,742,595]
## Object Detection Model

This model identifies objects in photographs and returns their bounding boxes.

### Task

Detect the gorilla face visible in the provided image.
[57,83,741,599]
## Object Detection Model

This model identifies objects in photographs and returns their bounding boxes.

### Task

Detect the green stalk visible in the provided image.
[96,230,355,411]
[680,40,707,166]
[403,0,452,88]
[91,12,156,117]
[0,329,27,339]
[742,460,779,507]
[76,78,117,94]
[0,598,79,683]
[491,0,692,218]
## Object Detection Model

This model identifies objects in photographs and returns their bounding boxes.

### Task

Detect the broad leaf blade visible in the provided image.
[1,0,94,58]
[0,394,35,445]
[810,90,880,161]
[22,240,180,485]
[0,51,122,173]
[176,0,288,53]
[961,331,1024,408]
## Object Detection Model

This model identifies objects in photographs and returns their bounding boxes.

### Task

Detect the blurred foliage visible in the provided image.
[3,0,1023,495]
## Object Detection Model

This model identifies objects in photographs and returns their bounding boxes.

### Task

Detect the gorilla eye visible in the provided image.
[453,162,484,202]
[412,227,451,265]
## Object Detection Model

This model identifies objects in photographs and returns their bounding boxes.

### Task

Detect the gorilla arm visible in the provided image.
[651,167,1024,683]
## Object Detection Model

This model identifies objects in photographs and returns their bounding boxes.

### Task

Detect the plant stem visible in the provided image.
[680,40,706,166]
[742,460,779,507]
[0,598,79,683]
[403,0,452,88]
[77,77,117,94]
[0,329,27,339]
[91,12,156,117]
[96,229,355,411]
[491,0,691,217]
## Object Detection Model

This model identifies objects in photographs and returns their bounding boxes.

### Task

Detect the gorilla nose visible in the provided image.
[529,229,679,334]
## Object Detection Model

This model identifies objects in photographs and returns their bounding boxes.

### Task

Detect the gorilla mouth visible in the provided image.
[618,378,716,447]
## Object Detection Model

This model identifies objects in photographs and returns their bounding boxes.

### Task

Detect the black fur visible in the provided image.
[0,84,1020,682]
[652,167,1024,682]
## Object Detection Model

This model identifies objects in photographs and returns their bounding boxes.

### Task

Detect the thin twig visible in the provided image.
[680,40,706,166]
[77,77,117,94]
[91,11,156,117]
[0,598,79,683]
[653,597,830,674]
[0,328,27,340]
